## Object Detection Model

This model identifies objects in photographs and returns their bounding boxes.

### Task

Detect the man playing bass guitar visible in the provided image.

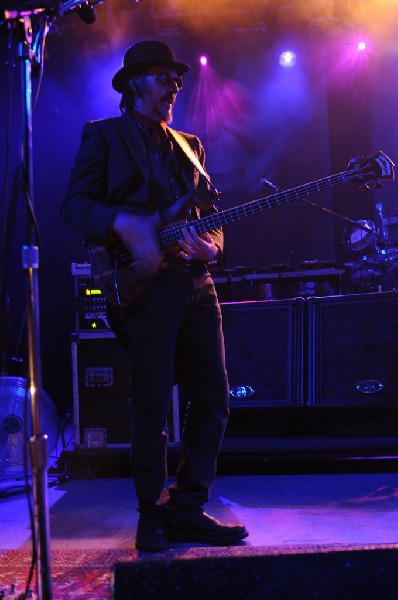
[61,39,249,552]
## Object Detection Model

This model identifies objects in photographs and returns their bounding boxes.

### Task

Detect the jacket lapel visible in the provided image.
[118,112,149,181]
[117,115,196,192]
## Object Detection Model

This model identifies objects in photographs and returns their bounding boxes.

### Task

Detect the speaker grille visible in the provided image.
[221,299,304,407]
[308,292,398,405]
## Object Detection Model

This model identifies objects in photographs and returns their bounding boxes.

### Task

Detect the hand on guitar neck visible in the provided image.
[178,227,219,263]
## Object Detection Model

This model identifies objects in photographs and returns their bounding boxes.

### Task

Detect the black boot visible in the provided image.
[135,507,169,552]
[167,508,248,546]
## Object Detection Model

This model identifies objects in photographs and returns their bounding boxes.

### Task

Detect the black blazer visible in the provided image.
[61,112,223,252]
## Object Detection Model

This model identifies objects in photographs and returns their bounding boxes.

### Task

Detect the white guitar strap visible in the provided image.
[167,127,220,198]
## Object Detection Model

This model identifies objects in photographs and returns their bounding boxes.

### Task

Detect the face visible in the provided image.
[134,67,183,123]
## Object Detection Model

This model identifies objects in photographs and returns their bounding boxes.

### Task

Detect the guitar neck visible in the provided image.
[157,169,353,249]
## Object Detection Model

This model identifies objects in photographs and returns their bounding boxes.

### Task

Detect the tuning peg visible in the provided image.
[375,182,383,189]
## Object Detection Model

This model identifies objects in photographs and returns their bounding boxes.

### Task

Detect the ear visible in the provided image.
[129,78,145,100]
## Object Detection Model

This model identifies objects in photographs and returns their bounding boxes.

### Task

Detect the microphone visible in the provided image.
[58,0,99,24]
[76,1,96,23]
[247,176,279,197]
[260,178,280,193]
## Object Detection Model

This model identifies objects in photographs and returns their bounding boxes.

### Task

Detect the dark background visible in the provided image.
[1,0,397,420]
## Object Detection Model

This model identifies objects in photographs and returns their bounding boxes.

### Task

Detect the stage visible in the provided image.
[2,462,398,599]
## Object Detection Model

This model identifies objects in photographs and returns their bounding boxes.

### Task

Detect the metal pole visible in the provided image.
[19,14,53,599]
[3,3,103,593]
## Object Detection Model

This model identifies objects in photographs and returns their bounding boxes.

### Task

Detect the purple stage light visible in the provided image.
[279,51,297,68]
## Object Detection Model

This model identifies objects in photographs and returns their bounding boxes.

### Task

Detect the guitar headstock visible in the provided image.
[347,151,395,188]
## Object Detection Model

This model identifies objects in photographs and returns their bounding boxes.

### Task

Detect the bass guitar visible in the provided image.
[87,151,395,306]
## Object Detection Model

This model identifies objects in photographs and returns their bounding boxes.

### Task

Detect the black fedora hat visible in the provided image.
[112,40,190,92]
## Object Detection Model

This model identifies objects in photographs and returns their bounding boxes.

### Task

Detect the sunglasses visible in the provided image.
[152,72,183,90]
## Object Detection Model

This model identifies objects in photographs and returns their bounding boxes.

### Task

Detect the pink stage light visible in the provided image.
[200,55,208,66]
[357,41,367,51]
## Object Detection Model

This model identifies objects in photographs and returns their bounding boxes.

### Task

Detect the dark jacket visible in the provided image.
[61,112,223,252]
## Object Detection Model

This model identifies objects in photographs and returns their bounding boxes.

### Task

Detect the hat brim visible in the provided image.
[112,59,190,92]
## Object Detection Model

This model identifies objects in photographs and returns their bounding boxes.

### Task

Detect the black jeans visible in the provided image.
[116,265,229,513]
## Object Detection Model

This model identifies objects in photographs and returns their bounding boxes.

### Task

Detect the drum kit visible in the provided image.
[343,203,398,293]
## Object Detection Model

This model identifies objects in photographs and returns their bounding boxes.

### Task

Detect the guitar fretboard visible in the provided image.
[157,169,355,249]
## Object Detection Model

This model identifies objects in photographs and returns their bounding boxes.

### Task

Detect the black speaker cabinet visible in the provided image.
[71,332,182,448]
[220,299,305,407]
[71,332,131,446]
[307,291,398,406]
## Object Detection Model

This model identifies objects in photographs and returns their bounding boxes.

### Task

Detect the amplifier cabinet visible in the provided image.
[220,298,305,407]
[71,332,181,448]
[71,332,131,447]
[71,263,109,333]
[307,291,398,406]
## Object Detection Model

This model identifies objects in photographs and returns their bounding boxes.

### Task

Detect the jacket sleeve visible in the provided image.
[61,121,125,243]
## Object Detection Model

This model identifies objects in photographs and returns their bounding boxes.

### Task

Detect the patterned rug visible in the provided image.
[1,544,396,599]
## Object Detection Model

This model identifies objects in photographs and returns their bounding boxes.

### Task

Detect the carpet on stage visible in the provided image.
[1,543,397,600]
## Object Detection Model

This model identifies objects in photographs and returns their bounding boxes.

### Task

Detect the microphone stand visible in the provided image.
[2,3,104,596]
[3,8,53,598]
[297,196,375,236]
[297,195,379,256]
[2,3,103,596]
[260,177,375,243]
[2,2,104,596]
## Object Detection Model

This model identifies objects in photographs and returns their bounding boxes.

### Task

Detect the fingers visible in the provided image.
[178,226,217,262]
[179,225,201,248]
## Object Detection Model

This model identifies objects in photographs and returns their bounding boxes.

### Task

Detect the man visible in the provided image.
[61,40,248,551]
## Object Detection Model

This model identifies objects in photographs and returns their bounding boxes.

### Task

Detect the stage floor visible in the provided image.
[2,468,398,553]
[3,464,398,599]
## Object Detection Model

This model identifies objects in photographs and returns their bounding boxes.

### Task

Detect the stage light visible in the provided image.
[279,50,296,68]
[357,41,367,51]
[200,55,208,66]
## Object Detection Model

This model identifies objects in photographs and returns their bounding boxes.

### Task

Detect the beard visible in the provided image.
[165,106,173,124]
[154,105,173,123]
[156,92,175,123]
[137,84,177,123]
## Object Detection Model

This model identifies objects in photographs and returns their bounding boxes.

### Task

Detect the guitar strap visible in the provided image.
[167,127,220,199]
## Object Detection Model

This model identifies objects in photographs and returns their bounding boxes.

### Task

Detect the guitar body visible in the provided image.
[87,241,154,307]
[87,151,394,307]
[88,191,198,306]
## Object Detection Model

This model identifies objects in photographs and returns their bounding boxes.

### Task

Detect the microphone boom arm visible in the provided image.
[297,197,374,234]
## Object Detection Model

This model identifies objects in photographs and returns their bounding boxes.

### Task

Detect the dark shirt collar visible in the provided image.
[132,110,167,134]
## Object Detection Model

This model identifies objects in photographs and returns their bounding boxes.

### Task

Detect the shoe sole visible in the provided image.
[135,542,169,552]
[169,531,248,546]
